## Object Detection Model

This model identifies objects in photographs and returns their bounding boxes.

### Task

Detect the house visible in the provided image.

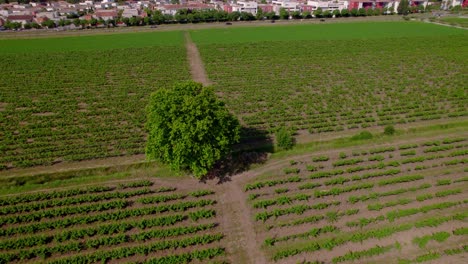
[94,10,118,20]
[306,0,345,11]
[258,4,274,12]
[233,1,258,15]
[158,3,213,15]
[7,14,33,25]
[35,11,59,20]
[272,0,300,14]
[80,14,93,21]
[0,9,11,17]
[122,8,139,18]
[35,16,49,24]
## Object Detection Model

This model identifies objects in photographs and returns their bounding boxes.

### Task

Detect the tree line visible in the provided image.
[3,5,433,30]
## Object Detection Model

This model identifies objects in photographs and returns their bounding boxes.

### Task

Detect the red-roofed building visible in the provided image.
[35,16,49,24]
[7,14,33,24]
[158,3,213,15]
[94,10,118,20]
[258,4,274,13]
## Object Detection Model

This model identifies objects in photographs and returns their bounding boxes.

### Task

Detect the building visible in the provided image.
[95,10,118,20]
[7,14,34,25]
[122,8,140,18]
[306,0,346,11]
[233,1,258,15]
[272,0,300,14]
[158,3,213,15]
[258,4,274,12]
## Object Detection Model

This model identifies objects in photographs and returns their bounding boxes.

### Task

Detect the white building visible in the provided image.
[272,0,300,14]
[307,0,346,11]
[232,1,258,15]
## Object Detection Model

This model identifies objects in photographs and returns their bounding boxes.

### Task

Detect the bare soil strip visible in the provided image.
[216,178,268,264]
[423,19,468,30]
[185,31,212,86]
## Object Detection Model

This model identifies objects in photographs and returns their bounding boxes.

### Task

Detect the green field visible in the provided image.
[0,20,467,263]
[0,31,184,53]
[0,31,189,169]
[0,22,467,169]
[0,180,226,263]
[439,17,468,28]
[192,22,467,137]
[190,22,465,44]
[245,135,468,263]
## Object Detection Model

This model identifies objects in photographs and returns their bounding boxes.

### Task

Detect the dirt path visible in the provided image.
[216,180,268,264]
[422,19,468,30]
[185,31,211,86]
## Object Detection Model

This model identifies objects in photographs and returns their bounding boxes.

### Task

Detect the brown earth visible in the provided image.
[185,31,212,86]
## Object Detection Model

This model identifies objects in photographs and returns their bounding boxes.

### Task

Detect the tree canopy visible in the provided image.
[398,0,410,15]
[145,81,241,178]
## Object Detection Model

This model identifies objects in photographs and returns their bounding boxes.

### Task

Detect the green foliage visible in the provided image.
[384,125,395,135]
[332,158,363,167]
[351,131,373,141]
[348,183,430,204]
[369,146,396,154]
[367,198,412,211]
[332,244,394,263]
[244,176,301,191]
[378,174,423,186]
[398,0,410,15]
[283,167,300,174]
[436,179,451,186]
[453,227,468,235]
[145,81,240,178]
[416,193,433,202]
[435,189,461,197]
[314,183,373,198]
[413,232,450,248]
[255,201,339,222]
[190,190,215,197]
[265,225,337,246]
[298,182,321,190]
[312,156,329,162]
[275,126,295,150]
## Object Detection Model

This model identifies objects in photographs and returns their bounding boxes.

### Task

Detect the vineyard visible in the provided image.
[0,32,190,170]
[194,22,467,137]
[1,20,467,264]
[243,134,468,263]
[0,179,226,263]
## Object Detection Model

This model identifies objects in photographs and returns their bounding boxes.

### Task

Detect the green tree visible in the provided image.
[256,7,264,20]
[291,11,301,19]
[341,8,350,17]
[398,0,409,15]
[145,81,241,178]
[358,8,367,16]
[275,127,294,150]
[41,19,56,28]
[333,9,341,17]
[314,8,323,18]
[279,8,289,19]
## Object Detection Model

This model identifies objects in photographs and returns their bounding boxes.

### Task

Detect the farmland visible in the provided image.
[0,31,190,169]
[0,20,467,263]
[244,134,468,263]
[0,179,227,263]
[193,22,467,136]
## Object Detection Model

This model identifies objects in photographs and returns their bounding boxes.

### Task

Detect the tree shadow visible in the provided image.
[202,127,274,184]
